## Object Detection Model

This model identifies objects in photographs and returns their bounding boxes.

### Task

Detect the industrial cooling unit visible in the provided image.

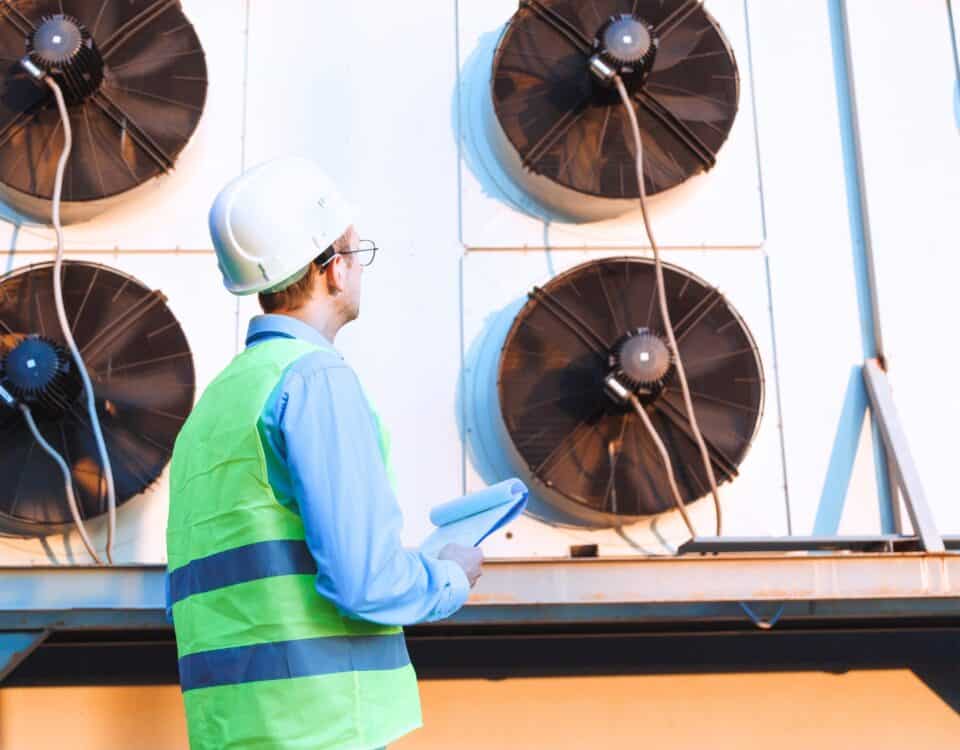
[490,257,762,529]
[485,0,740,221]
[457,0,772,551]
[0,0,208,224]
[0,261,194,537]
[0,0,206,563]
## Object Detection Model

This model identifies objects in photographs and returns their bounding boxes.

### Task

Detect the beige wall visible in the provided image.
[2,671,958,749]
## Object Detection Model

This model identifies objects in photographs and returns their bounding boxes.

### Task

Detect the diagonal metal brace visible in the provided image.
[863,359,944,552]
[0,630,49,683]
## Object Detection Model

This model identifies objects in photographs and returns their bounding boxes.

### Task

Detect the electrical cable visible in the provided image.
[613,73,723,537]
[18,403,104,564]
[611,79,775,628]
[45,75,117,563]
[626,393,697,538]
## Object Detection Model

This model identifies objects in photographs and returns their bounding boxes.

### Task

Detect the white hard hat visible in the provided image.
[209,157,355,295]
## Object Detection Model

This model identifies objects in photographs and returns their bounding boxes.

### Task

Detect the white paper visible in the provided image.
[418,479,528,557]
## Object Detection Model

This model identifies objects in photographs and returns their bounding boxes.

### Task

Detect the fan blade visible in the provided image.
[652,21,710,71]
[646,90,730,124]
[94,372,192,411]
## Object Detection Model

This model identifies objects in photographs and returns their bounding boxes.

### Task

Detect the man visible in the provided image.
[166,157,483,750]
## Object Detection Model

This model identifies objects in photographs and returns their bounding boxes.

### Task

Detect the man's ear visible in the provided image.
[324,254,346,295]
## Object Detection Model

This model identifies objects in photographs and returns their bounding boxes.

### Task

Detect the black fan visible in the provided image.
[497,257,762,525]
[0,0,207,221]
[0,261,194,535]
[490,0,738,207]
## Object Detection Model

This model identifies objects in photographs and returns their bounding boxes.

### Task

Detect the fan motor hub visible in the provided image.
[608,329,673,403]
[1,335,81,418]
[27,14,104,104]
[592,14,658,83]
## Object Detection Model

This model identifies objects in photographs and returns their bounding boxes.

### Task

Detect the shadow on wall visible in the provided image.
[453,27,532,220]
[455,284,581,527]
[954,77,959,133]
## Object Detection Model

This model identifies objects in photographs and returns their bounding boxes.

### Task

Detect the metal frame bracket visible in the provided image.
[863,358,944,552]
[0,630,49,683]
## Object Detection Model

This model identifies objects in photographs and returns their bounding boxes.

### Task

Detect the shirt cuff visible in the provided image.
[429,557,472,622]
[163,571,174,625]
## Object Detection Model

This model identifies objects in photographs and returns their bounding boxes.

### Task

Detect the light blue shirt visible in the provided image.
[167,314,470,626]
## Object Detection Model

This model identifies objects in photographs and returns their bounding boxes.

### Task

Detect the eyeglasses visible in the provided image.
[314,239,378,270]
[339,239,378,267]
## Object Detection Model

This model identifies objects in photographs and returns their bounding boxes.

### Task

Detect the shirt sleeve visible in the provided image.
[277,358,471,626]
[164,572,173,624]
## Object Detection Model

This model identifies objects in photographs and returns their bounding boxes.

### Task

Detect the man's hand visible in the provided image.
[438,544,484,588]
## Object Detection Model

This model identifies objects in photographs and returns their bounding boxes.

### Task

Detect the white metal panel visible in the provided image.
[0,0,246,252]
[747,0,887,537]
[457,0,764,249]
[844,0,960,533]
[241,0,468,547]
[461,249,788,557]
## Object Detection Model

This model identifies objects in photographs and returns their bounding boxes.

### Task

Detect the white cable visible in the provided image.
[627,393,698,539]
[613,74,723,536]
[45,76,117,563]
[19,404,103,565]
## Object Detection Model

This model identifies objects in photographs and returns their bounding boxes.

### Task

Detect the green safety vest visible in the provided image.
[167,337,421,750]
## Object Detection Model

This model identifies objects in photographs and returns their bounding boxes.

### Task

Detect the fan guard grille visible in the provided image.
[0,261,195,535]
[0,0,207,208]
[490,0,739,203]
[497,257,763,524]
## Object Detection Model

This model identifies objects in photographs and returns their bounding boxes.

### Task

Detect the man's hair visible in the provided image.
[258,230,353,313]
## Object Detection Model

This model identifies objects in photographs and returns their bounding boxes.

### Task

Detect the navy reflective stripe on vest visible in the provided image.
[179,633,411,692]
[169,539,315,605]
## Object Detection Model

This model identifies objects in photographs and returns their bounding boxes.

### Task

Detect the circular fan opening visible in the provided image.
[484,0,739,222]
[470,257,763,528]
[0,1,208,223]
[0,260,195,536]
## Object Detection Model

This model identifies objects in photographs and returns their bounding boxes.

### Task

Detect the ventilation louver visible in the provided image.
[488,0,738,221]
[0,261,194,536]
[496,257,762,527]
[0,0,207,223]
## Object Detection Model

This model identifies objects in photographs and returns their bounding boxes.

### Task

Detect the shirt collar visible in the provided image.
[245,314,338,352]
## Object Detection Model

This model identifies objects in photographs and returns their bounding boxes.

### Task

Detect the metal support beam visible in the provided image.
[863,359,944,552]
[2,556,960,631]
[0,631,48,683]
[834,0,901,522]
[1,555,959,612]
[681,535,912,554]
